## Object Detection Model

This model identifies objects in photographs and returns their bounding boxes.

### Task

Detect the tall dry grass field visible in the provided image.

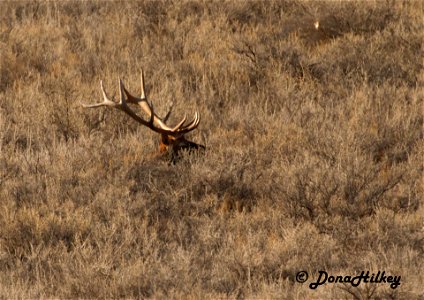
[0,1,423,298]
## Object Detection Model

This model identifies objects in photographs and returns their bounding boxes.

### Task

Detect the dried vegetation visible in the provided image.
[0,1,423,298]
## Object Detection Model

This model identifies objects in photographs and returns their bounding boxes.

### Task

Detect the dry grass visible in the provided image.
[0,1,423,299]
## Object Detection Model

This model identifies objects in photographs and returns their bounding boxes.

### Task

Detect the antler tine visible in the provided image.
[118,78,128,106]
[140,68,146,99]
[191,112,200,129]
[122,69,147,104]
[82,80,118,108]
[163,101,174,123]
[174,111,200,134]
[148,100,155,126]
[185,112,200,129]
[191,112,201,128]
[171,114,187,131]
[117,78,158,125]
[100,80,109,103]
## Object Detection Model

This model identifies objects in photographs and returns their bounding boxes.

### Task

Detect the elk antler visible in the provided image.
[82,69,200,136]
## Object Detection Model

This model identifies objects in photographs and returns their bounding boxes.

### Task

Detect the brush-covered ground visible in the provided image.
[0,1,423,299]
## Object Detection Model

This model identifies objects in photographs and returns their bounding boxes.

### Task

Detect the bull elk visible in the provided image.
[82,69,205,162]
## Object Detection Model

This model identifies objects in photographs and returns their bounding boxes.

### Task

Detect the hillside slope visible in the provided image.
[0,1,423,298]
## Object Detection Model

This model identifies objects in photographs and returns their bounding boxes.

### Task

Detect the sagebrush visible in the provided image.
[0,1,423,299]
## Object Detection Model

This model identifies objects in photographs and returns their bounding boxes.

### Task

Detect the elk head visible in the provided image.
[82,69,205,162]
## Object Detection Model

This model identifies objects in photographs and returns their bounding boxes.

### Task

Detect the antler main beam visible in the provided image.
[82,70,200,136]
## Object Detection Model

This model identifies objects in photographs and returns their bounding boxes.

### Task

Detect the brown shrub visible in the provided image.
[0,1,422,298]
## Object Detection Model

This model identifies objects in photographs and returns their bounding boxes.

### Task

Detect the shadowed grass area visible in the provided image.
[0,1,423,298]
